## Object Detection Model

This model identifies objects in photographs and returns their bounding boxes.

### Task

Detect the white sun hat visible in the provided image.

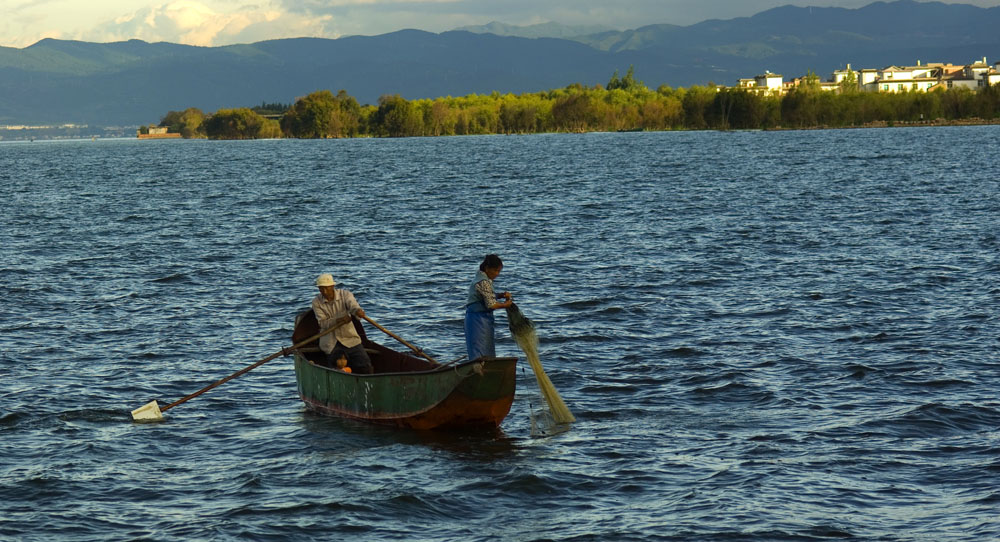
[316,273,335,287]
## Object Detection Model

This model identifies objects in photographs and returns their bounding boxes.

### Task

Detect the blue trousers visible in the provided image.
[464,307,495,360]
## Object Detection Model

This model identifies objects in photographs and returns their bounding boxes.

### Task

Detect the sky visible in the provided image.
[2,0,999,48]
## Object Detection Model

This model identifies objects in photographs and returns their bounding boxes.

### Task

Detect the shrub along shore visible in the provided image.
[149,72,1000,139]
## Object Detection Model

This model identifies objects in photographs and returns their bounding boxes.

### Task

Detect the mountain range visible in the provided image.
[1,0,999,127]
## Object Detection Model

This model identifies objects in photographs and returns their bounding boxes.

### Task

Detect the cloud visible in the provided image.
[4,0,1000,48]
[272,0,757,35]
[81,0,333,46]
[277,0,1000,34]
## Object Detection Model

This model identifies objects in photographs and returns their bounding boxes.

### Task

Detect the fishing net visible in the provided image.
[506,303,575,436]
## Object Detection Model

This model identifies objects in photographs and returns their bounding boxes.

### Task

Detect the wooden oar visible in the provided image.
[131,315,353,422]
[359,314,439,365]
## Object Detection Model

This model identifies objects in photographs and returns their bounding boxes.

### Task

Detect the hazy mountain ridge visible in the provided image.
[455,21,617,39]
[567,0,999,54]
[1,0,998,126]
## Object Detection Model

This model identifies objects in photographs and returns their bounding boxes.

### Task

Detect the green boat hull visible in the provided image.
[294,354,517,429]
[291,311,517,430]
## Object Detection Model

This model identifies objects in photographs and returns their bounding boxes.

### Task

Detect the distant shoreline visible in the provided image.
[4,117,1000,142]
[772,117,1000,131]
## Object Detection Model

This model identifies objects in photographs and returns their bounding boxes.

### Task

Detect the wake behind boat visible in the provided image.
[291,310,517,430]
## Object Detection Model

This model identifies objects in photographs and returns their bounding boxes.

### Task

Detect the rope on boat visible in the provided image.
[452,360,485,378]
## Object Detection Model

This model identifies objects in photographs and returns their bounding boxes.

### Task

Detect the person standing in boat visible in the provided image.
[464,254,513,360]
[312,274,373,374]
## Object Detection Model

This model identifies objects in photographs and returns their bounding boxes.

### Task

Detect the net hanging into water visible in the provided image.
[506,303,575,427]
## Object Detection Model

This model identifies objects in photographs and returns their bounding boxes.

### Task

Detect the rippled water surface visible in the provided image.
[2,128,999,541]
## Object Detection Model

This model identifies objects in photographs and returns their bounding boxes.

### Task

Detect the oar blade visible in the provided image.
[131,400,164,422]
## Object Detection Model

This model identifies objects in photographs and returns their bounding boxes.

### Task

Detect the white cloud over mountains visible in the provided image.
[0,0,335,47]
[2,0,1000,48]
[84,1,331,46]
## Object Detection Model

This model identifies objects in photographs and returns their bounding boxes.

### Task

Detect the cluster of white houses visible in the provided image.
[737,56,1000,94]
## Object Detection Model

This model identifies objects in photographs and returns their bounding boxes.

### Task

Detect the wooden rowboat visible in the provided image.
[291,310,518,430]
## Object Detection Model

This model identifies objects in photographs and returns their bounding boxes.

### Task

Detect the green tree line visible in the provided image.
[156,71,1000,139]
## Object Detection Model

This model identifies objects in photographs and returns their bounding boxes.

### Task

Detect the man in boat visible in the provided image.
[312,274,374,374]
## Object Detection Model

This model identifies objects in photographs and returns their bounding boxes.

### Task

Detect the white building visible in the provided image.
[860,58,998,93]
[832,64,858,84]
[736,57,998,95]
[730,72,784,95]
[858,69,880,87]
[755,71,783,92]
[860,61,942,93]
[987,62,1000,86]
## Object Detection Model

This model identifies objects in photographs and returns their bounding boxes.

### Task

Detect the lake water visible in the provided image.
[1,128,999,541]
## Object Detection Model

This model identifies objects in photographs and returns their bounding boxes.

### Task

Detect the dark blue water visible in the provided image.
[2,128,999,541]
